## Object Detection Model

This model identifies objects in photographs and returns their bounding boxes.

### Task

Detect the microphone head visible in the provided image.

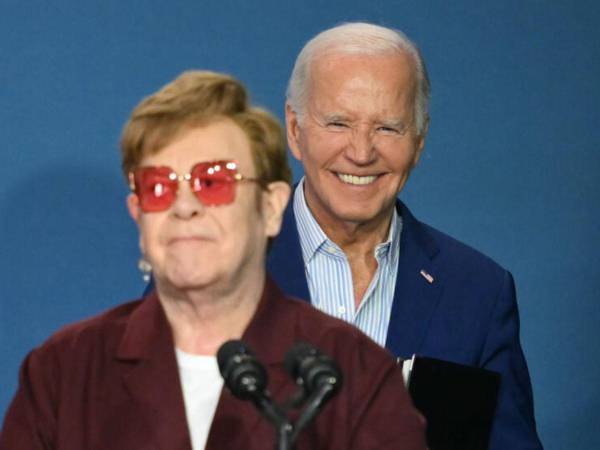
[284,342,343,397]
[284,342,317,380]
[217,340,268,401]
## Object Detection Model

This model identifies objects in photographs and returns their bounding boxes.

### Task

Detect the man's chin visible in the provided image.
[328,210,387,230]
[158,270,215,293]
[331,200,395,224]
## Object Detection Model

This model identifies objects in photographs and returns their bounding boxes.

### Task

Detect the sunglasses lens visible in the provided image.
[134,167,177,212]
[191,161,236,206]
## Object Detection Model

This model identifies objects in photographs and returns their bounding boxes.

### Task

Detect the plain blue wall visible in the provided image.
[1,1,599,448]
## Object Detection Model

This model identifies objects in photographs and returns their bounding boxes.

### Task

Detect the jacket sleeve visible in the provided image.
[480,270,543,450]
[0,348,59,450]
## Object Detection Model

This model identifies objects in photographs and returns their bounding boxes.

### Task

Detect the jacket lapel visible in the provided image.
[267,200,310,302]
[270,194,443,360]
[385,201,444,358]
[116,292,192,450]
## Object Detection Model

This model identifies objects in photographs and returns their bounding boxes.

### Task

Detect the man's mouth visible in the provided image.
[336,173,378,186]
[168,235,210,245]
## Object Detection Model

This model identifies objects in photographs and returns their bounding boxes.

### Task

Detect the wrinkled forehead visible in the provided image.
[312,48,416,85]
[307,51,418,118]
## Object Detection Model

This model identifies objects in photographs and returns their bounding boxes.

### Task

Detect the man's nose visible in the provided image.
[171,178,205,219]
[345,125,377,165]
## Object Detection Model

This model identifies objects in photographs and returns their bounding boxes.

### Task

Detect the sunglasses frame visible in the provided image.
[128,160,264,212]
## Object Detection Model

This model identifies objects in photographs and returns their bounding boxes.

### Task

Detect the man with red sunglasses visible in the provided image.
[1,70,426,449]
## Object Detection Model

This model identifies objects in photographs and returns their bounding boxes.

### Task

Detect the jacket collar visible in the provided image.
[117,278,293,363]
[114,280,297,449]
[269,197,444,359]
[385,200,444,357]
[267,197,311,302]
[115,291,191,450]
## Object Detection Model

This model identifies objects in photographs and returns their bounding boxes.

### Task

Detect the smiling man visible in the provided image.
[267,22,543,449]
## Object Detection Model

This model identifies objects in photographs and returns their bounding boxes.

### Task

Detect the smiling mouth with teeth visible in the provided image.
[337,173,378,185]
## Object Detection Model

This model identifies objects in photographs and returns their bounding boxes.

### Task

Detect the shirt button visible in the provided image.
[338,306,346,315]
[327,246,336,254]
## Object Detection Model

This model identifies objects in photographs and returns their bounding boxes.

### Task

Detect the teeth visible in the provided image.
[337,173,377,185]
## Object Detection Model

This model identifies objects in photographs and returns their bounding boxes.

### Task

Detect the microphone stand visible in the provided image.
[276,423,294,450]
[290,383,335,443]
[253,394,294,450]
[257,382,336,449]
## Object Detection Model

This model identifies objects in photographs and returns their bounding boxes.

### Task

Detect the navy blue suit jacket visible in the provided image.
[267,199,542,450]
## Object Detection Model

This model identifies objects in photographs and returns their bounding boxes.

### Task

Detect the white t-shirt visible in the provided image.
[176,349,224,450]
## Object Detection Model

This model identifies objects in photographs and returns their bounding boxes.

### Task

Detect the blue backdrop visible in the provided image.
[1,1,599,448]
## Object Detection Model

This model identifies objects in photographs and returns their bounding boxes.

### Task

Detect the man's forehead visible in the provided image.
[307,81,414,121]
[307,52,417,101]
[310,50,415,79]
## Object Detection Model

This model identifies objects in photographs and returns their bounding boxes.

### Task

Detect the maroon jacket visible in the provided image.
[1,279,426,449]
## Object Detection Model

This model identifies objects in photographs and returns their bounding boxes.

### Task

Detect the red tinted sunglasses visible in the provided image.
[129,160,263,212]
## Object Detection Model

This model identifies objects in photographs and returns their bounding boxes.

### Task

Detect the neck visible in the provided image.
[156,269,266,356]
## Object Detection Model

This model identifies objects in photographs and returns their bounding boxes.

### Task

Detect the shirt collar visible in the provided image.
[382,207,402,267]
[293,178,330,263]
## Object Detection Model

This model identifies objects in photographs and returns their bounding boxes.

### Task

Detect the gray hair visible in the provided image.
[286,22,430,135]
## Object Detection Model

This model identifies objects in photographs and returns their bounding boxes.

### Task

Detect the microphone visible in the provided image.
[284,342,343,400]
[217,339,291,448]
[217,340,344,450]
[284,342,343,439]
[217,340,268,402]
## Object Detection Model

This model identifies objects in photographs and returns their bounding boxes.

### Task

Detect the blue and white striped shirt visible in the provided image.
[293,179,402,347]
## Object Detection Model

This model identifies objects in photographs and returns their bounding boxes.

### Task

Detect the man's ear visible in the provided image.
[285,103,303,162]
[126,193,148,257]
[262,181,292,238]
[126,193,142,225]
[412,118,429,168]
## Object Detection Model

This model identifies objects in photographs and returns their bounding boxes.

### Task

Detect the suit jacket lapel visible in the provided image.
[270,194,443,360]
[116,292,192,450]
[267,199,310,302]
[385,201,444,358]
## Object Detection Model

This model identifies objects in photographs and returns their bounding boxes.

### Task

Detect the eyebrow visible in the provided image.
[378,118,409,128]
[315,111,409,128]
[321,114,349,123]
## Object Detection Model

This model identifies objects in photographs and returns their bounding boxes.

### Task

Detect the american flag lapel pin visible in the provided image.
[420,269,434,284]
